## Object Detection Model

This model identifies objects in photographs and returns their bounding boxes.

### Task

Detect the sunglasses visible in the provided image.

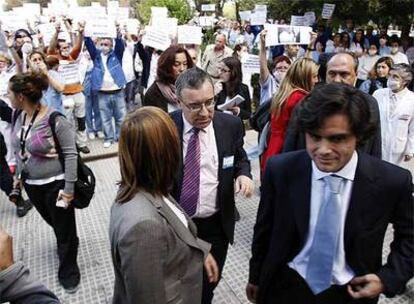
[16,34,28,39]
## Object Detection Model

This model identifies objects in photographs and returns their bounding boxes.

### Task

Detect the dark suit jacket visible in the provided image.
[282,91,382,159]
[171,110,252,244]
[249,150,413,303]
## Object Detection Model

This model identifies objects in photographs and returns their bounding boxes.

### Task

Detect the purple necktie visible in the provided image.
[179,128,201,217]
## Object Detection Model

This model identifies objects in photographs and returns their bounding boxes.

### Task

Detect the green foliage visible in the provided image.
[137,0,192,25]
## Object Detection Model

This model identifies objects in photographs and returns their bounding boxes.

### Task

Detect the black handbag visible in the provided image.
[49,112,95,209]
[249,98,271,132]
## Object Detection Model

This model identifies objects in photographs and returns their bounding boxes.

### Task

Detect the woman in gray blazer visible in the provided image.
[109,107,218,304]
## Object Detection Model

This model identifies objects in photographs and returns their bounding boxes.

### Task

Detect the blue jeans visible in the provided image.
[97,90,126,142]
[85,91,102,134]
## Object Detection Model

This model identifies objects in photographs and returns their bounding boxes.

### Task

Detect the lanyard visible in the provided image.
[19,107,40,160]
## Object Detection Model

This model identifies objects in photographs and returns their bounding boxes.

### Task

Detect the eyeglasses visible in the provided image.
[182,99,216,113]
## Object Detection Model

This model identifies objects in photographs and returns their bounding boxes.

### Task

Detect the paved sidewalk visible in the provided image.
[0,130,412,303]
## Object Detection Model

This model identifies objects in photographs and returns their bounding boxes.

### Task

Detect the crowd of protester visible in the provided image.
[0,10,413,304]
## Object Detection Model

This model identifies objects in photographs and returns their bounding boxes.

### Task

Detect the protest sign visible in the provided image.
[37,23,56,46]
[199,16,214,27]
[177,25,202,45]
[23,3,41,16]
[242,54,260,74]
[151,6,168,21]
[250,11,267,26]
[239,11,251,21]
[304,11,316,26]
[321,3,335,19]
[387,30,402,38]
[201,4,215,12]
[125,19,140,35]
[108,7,129,22]
[84,16,117,38]
[58,62,81,85]
[107,1,119,9]
[142,27,171,51]
[264,24,312,46]
[0,12,27,31]
[157,17,178,38]
[290,15,306,26]
[255,4,267,12]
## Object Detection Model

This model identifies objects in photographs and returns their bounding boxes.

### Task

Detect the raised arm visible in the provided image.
[259,30,270,84]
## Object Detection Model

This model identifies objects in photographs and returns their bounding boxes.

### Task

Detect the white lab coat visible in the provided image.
[373,88,414,168]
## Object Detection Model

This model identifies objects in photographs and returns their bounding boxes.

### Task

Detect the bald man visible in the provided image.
[282,52,382,158]
[201,34,233,82]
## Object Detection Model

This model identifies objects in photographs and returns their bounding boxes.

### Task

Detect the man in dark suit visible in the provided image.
[247,83,413,304]
[283,52,382,158]
[170,67,254,304]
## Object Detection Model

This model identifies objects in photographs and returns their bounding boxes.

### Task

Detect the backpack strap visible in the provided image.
[48,111,66,170]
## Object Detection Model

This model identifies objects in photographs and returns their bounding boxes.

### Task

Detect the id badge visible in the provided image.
[222,155,234,169]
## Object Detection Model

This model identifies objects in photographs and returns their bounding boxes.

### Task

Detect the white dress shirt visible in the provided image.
[100,53,120,91]
[182,115,219,218]
[163,196,188,228]
[289,151,358,286]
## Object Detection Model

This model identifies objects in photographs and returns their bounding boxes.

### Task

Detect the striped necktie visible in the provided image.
[179,128,201,217]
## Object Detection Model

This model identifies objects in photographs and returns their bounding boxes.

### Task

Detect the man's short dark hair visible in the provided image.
[297,83,376,145]
[175,67,213,99]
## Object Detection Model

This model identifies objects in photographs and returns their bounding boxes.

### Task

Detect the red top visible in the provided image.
[261,89,308,173]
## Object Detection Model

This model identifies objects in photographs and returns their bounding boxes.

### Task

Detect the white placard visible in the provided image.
[199,16,214,27]
[304,11,316,26]
[201,4,215,12]
[142,27,171,51]
[125,19,140,35]
[250,11,267,26]
[108,7,129,21]
[239,10,251,21]
[177,25,202,45]
[23,3,41,16]
[0,12,27,31]
[48,2,69,16]
[107,1,119,9]
[157,18,178,37]
[264,24,312,46]
[387,30,402,38]
[58,31,71,42]
[58,62,80,85]
[84,16,116,38]
[151,6,168,20]
[290,15,305,26]
[255,4,267,12]
[37,23,56,46]
[91,2,101,7]
[321,3,335,19]
[242,54,260,74]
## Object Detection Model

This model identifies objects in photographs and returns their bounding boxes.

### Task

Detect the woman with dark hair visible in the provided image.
[350,29,366,57]
[28,50,65,113]
[7,72,80,292]
[143,46,194,113]
[110,107,218,304]
[340,32,351,51]
[360,57,394,95]
[215,57,251,119]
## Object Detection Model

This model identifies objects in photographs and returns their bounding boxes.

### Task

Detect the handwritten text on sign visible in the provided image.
[59,63,80,85]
